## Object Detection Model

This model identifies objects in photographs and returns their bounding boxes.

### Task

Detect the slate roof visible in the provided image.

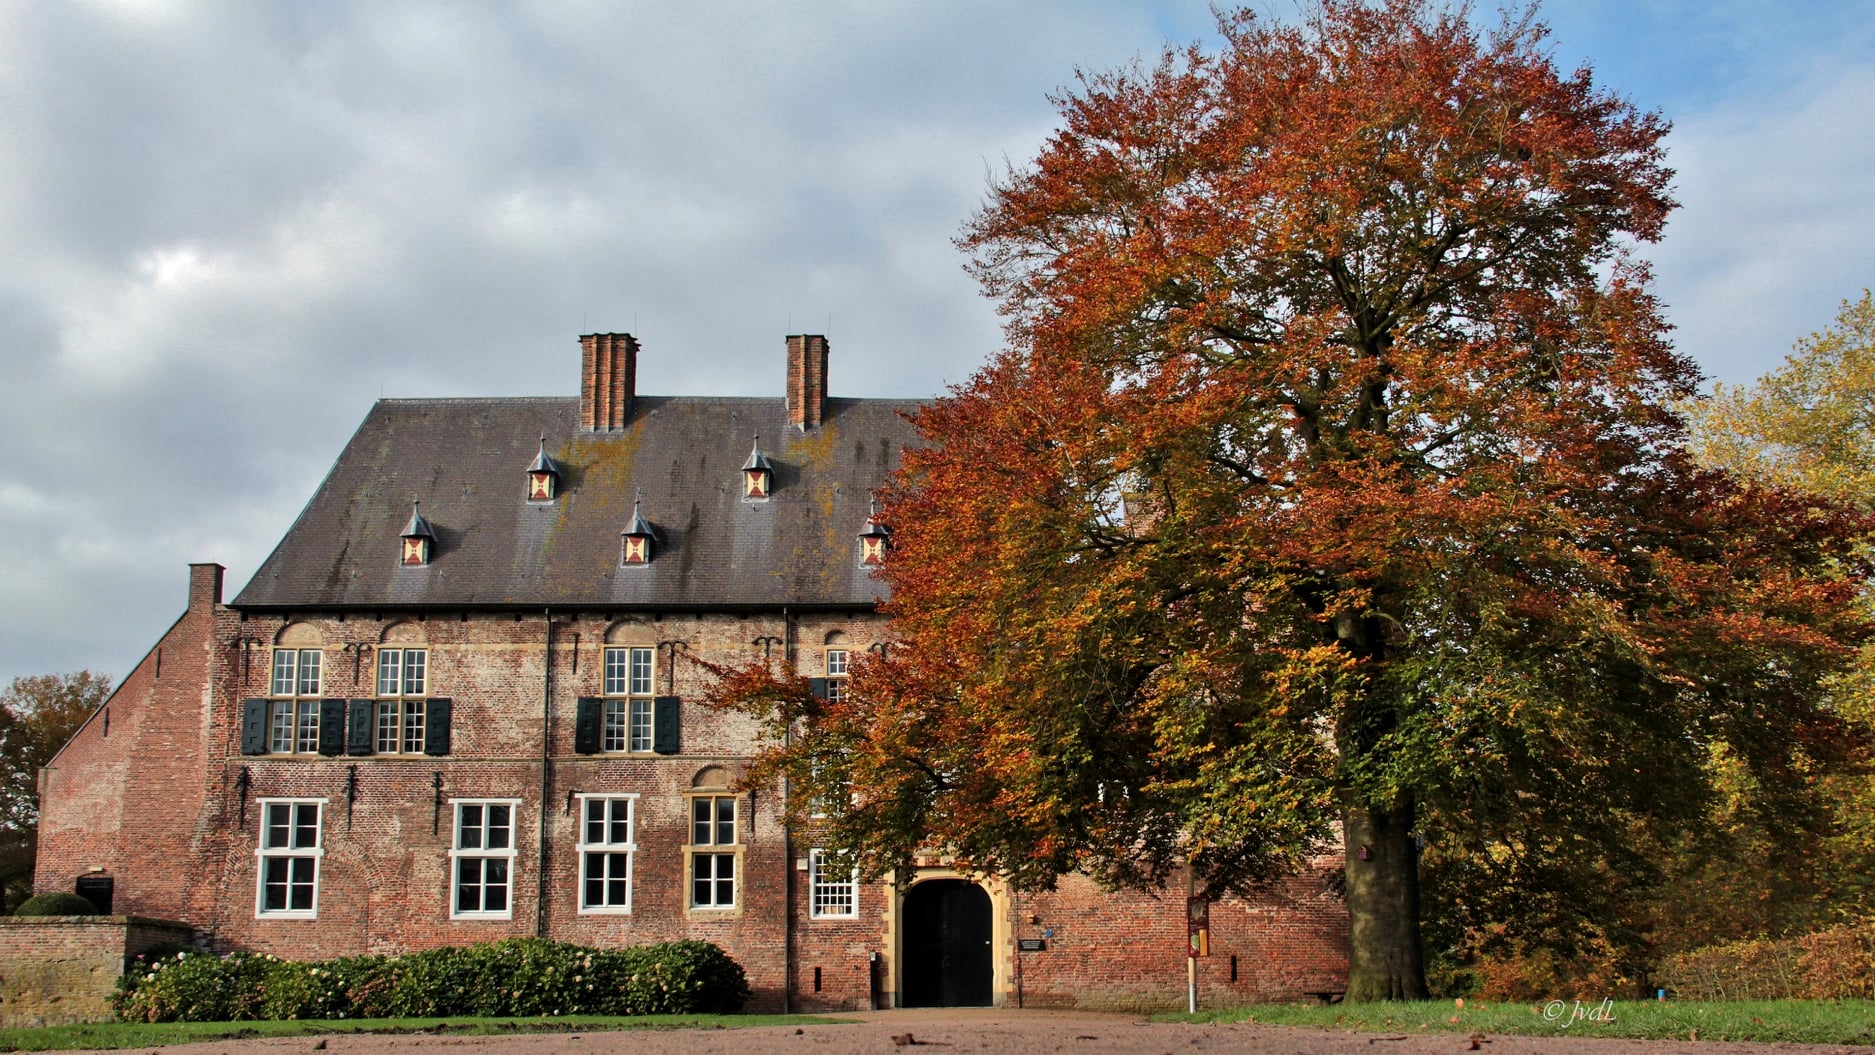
[233,395,923,611]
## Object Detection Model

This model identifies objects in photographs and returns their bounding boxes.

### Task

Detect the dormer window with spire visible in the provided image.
[621,492,656,566]
[857,504,890,566]
[526,435,560,502]
[400,502,436,566]
[742,436,774,500]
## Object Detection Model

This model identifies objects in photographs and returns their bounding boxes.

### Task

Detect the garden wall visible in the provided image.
[0,916,197,1027]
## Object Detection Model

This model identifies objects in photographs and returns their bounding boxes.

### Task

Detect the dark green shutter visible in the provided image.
[574,697,601,755]
[240,699,267,755]
[809,678,831,701]
[347,699,375,756]
[423,698,452,756]
[653,696,680,754]
[318,699,346,756]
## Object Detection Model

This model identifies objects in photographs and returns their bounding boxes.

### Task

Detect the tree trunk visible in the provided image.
[1342,800,1429,1001]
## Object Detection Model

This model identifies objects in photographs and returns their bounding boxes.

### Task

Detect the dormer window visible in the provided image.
[526,435,560,502]
[621,493,656,566]
[742,436,773,500]
[400,502,435,567]
[857,508,890,566]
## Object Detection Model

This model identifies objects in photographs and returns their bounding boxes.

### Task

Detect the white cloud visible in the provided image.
[0,0,1870,686]
[1651,58,1875,386]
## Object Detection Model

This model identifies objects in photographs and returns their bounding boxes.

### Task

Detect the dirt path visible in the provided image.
[56,1008,1871,1055]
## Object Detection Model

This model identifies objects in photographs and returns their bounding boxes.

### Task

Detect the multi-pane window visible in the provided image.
[689,795,737,909]
[825,649,849,703]
[451,800,516,918]
[375,648,428,753]
[578,795,637,913]
[268,649,323,753]
[602,647,654,752]
[255,800,323,918]
[808,849,858,919]
[808,748,846,819]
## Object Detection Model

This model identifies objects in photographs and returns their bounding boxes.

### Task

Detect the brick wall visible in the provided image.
[35,568,1349,1012]
[0,916,197,1027]
[1010,869,1349,1011]
[35,564,236,924]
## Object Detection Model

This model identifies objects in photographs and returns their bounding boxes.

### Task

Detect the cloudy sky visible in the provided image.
[1,0,1871,690]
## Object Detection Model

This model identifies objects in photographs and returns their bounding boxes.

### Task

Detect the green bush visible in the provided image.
[116,951,263,1022]
[13,892,100,916]
[116,938,749,1022]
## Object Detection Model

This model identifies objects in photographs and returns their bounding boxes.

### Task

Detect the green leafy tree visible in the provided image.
[710,2,1872,1001]
[1,672,109,911]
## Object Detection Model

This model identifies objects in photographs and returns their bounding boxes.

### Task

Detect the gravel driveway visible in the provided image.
[56,1008,1872,1055]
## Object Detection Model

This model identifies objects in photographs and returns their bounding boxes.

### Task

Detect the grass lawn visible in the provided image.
[0,1013,852,1052]
[1165,998,1875,1045]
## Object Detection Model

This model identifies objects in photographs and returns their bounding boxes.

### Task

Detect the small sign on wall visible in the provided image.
[1017,938,1046,952]
[1188,897,1210,958]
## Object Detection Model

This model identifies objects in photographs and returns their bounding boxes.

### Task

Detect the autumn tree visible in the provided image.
[1672,291,1875,935]
[1685,292,1875,510]
[709,2,1871,1001]
[0,672,109,912]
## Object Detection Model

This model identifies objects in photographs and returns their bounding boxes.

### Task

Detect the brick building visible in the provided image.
[34,333,1347,1012]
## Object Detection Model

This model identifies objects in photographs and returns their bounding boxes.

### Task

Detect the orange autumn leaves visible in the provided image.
[702,0,1870,995]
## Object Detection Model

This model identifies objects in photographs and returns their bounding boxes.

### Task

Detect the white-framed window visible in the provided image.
[450,799,518,919]
[375,647,429,753]
[603,646,654,752]
[268,648,323,753]
[689,795,738,909]
[578,794,637,913]
[825,648,849,703]
[807,748,847,819]
[255,799,324,918]
[808,848,858,919]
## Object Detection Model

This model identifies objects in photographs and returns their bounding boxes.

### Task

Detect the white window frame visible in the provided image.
[268,648,324,754]
[374,647,429,754]
[825,648,849,703]
[577,794,638,914]
[807,748,847,820]
[602,646,655,752]
[271,648,324,697]
[688,794,739,911]
[808,848,858,919]
[449,798,520,920]
[255,798,325,919]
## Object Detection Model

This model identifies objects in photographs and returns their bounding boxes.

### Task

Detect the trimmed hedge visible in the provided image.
[13,892,100,916]
[1657,921,1875,1001]
[116,938,749,1022]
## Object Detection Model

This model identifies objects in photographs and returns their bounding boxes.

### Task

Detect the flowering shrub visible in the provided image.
[117,938,749,1022]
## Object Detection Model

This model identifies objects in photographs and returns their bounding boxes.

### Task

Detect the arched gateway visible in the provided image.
[900,879,993,1007]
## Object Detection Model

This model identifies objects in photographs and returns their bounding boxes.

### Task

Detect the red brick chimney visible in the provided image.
[580,333,639,431]
[188,562,224,613]
[786,334,829,431]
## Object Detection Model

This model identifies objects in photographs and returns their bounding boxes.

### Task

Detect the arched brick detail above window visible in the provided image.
[603,620,654,646]
[381,621,425,644]
[275,622,323,647]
